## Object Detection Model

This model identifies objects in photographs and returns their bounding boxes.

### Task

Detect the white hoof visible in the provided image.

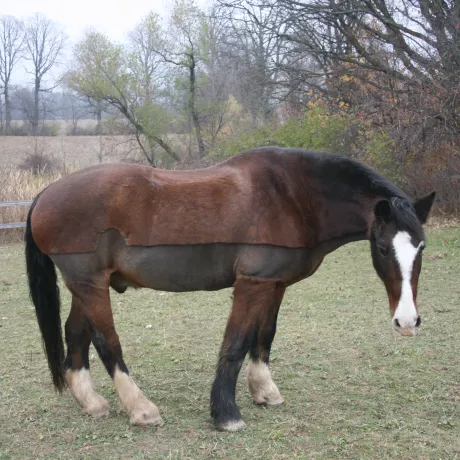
[66,368,110,418]
[253,392,284,406]
[83,395,110,418]
[113,366,163,426]
[247,360,284,405]
[129,399,163,426]
[217,419,246,432]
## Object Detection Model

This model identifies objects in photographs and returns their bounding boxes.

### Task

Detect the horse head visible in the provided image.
[370,192,436,336]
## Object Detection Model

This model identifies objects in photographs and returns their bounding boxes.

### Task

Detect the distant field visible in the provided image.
[0,135,140,169]
[8,119,100,136]
[0,227,459,459]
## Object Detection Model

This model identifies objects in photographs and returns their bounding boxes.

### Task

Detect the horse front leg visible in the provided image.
[247,281,285,405]
[210,276,286,431]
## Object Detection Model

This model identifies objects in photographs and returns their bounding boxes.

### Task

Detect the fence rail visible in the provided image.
[0,200,33,230]
[0,200,33,208]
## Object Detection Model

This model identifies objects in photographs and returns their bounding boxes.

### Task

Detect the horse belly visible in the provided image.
[115,243,324,292]
[115,244,239,292]
[52,229,324,293]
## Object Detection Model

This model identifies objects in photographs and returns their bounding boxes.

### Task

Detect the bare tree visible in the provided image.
[62,92,93,135]
[176,1,205,156]
[68,30,178,165]
[216,1,288,126]
[0,15,24,134]
[12,86,34,129]
[24,14,65,135]
[159,0,208,158]
[128,12,166,104]
[194,10,237,147]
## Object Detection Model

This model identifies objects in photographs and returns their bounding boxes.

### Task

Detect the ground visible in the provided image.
[0,227,459,459]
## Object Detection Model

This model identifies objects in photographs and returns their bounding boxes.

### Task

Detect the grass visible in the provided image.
[0,135,138,169]
[0,133,193,170]
[0,169,68,244]
[0,226,459,459]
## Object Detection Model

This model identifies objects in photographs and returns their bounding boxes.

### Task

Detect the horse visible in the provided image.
[25,147,435,432]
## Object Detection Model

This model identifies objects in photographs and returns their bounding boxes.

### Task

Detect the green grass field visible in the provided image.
[0,227,459,459]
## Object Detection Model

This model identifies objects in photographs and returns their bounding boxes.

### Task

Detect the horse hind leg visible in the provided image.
[70,279,163,426]
[247,282,285,405]
[64,297,109,418]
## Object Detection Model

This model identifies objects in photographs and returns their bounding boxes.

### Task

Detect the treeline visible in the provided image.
[1,1,459,208]
[1,89,113,134]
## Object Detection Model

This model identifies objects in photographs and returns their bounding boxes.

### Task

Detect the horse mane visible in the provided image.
[308,151,407,199]
[295,149,423,231]
[246,147,425,230]
[390,197,423,233]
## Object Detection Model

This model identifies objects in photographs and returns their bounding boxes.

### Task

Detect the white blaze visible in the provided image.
[392,231,424,329]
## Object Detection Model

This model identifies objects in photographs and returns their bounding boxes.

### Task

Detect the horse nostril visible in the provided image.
[415,316,422,327]
[394,318,401,328]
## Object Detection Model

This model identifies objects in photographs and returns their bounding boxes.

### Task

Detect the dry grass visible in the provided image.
[0,169,68,243]
[0,227,459,459]
[0,133,196,171]
[9,119,101,136]
[0,135,140,169]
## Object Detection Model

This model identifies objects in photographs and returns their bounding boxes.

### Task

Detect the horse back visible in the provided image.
[31,152,318,255]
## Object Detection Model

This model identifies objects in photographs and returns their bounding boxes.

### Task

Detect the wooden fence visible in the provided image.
[0,200,33,229]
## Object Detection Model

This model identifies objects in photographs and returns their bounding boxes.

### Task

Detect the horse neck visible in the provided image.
[313,196,379,253]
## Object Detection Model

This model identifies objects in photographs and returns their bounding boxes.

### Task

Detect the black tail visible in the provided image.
[25,200,65,391]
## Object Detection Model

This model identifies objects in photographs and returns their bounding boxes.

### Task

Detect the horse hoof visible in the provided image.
[251,386,284,406]
[129,402,163,427]
[255,394,284,406]
[216,419,246,432]
[83,396,110,418]
[247,361,284,406]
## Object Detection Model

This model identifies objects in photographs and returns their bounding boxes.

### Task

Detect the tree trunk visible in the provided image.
[4,85,11,134]
[151,134,180,162]
[189,54,206,158]
[0,93,3,134]
[117,103,179,163]
[96,99,102,134]
[32,78,40,135]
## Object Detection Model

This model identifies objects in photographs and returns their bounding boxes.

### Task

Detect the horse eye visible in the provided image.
[378,245,389,257]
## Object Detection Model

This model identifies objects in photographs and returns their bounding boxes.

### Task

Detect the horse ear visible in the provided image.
[413,191,436,224]
[374,199,393,224]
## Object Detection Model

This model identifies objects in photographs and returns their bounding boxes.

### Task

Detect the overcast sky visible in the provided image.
[3,0,207,85]
[3,0,170,43]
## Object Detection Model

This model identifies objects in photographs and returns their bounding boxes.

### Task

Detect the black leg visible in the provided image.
[64,298,91,372]
[247,281,285,405]
[63,295,110,418]
[210,276,285,431]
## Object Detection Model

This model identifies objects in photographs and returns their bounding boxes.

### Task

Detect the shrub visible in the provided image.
[211,104,395,178]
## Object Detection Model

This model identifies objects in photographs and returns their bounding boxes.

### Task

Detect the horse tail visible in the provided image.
[25,198,65,392]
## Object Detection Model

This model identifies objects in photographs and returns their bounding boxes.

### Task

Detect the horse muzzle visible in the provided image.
[392,315,421,336]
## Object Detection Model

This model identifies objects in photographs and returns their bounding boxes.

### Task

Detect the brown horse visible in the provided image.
[25,147,435,431]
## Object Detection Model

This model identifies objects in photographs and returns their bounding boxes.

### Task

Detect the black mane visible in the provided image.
[293,148,424,231]
[295,149,424,232]
[390,197,424,234]
[237,148,423,232]
[296,149,408,200]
